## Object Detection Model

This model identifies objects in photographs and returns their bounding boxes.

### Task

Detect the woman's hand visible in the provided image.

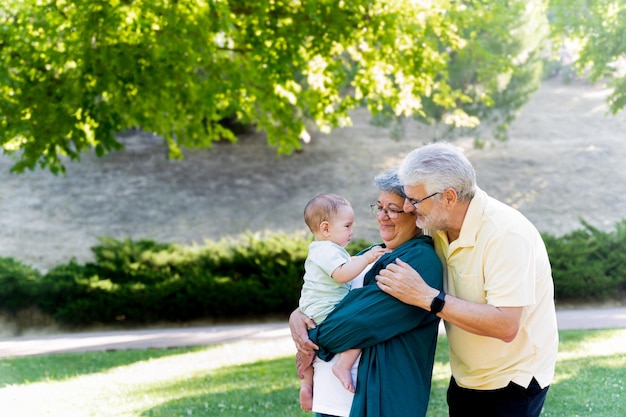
[289,309,319,355]
[375,258,438,310]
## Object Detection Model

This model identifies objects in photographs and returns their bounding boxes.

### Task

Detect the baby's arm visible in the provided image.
[331,246,387,283]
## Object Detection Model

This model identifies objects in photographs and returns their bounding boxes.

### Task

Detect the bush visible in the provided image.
[89,237,181,285]
[35,232,316,326]
[2,221,625,329]
[543,220,626,301]
[0,257,41,314]
[37,261,108,325]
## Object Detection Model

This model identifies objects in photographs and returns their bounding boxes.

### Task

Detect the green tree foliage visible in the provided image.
[420,1,549,142]
[549,0,626,113]
[1,0,548,173]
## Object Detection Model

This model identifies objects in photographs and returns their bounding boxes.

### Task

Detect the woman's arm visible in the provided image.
[289,309,319,355]
[310,240,443,359]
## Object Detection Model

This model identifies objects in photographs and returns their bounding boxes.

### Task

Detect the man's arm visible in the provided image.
[438,297,522,342]
[376,258,522,342]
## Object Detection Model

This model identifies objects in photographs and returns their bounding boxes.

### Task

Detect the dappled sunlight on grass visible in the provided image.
[140,357,305,417]
[556,328,626,360]
[0,336,296,417]
[426,330,626,417]
[425,335,451,416]
[541,329,626,417]
[1,330,625,416]
[0,348,192,386]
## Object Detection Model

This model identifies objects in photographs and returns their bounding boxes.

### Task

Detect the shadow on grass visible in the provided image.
[0,345,208,386]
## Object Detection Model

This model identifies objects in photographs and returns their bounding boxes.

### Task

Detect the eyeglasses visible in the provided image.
[402,186,440,208]
[370,204,405,219]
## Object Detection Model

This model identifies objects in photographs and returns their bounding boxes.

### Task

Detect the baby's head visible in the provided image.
[304,193,354,246]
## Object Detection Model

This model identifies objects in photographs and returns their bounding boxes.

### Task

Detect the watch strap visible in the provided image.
[430,291,446,314]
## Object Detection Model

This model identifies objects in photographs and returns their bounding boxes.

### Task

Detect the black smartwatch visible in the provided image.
[430,291,446,314]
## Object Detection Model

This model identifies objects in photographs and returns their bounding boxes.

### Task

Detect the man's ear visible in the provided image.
[441,188,458,206]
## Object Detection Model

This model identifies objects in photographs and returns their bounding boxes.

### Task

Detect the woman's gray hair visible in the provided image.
[374,167,405,198]
[398,142,476,201]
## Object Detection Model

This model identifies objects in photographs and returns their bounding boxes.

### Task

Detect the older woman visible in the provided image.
[290,168,443,417]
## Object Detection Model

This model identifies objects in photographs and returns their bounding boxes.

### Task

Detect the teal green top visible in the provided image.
[309,234,443,417]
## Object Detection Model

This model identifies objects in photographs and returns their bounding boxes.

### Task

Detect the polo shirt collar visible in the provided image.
[443,187,487,249]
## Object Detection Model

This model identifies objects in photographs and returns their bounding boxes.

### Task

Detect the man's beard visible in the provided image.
[416,206,448,231]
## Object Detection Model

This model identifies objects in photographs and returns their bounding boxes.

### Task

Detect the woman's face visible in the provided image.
[375,191,420,249]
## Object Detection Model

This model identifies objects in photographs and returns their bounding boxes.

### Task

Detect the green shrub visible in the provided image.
[543,220,626,300]
[346,238,374,255]
[35,232,315,325]
[0,257,41,314]
[2,221,624,329]
[37,262,106,325]
[89,237,180,284]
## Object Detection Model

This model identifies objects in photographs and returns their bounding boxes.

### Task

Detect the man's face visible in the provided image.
[402,184,448,231]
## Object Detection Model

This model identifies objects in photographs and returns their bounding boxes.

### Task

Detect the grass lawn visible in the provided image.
[0,328,624,416]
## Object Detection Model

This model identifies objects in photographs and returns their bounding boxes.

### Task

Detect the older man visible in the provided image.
[376,142,558,417]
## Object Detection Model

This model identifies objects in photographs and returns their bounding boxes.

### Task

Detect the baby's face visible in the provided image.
[327,205,355,247]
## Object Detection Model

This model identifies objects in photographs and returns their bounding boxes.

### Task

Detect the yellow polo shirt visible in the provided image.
[432,188,559,390]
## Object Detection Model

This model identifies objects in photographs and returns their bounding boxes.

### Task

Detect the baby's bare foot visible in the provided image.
[300,382,313,411]
[332,364,355,393]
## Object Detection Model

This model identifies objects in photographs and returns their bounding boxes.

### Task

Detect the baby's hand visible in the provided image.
[365,245,389,263]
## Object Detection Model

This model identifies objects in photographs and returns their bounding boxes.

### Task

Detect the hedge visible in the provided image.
[0,221,624,329]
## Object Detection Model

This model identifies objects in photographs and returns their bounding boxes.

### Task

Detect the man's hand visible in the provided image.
[289,309,319,355]
[378,259,523,341]
[375,258,438,310]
